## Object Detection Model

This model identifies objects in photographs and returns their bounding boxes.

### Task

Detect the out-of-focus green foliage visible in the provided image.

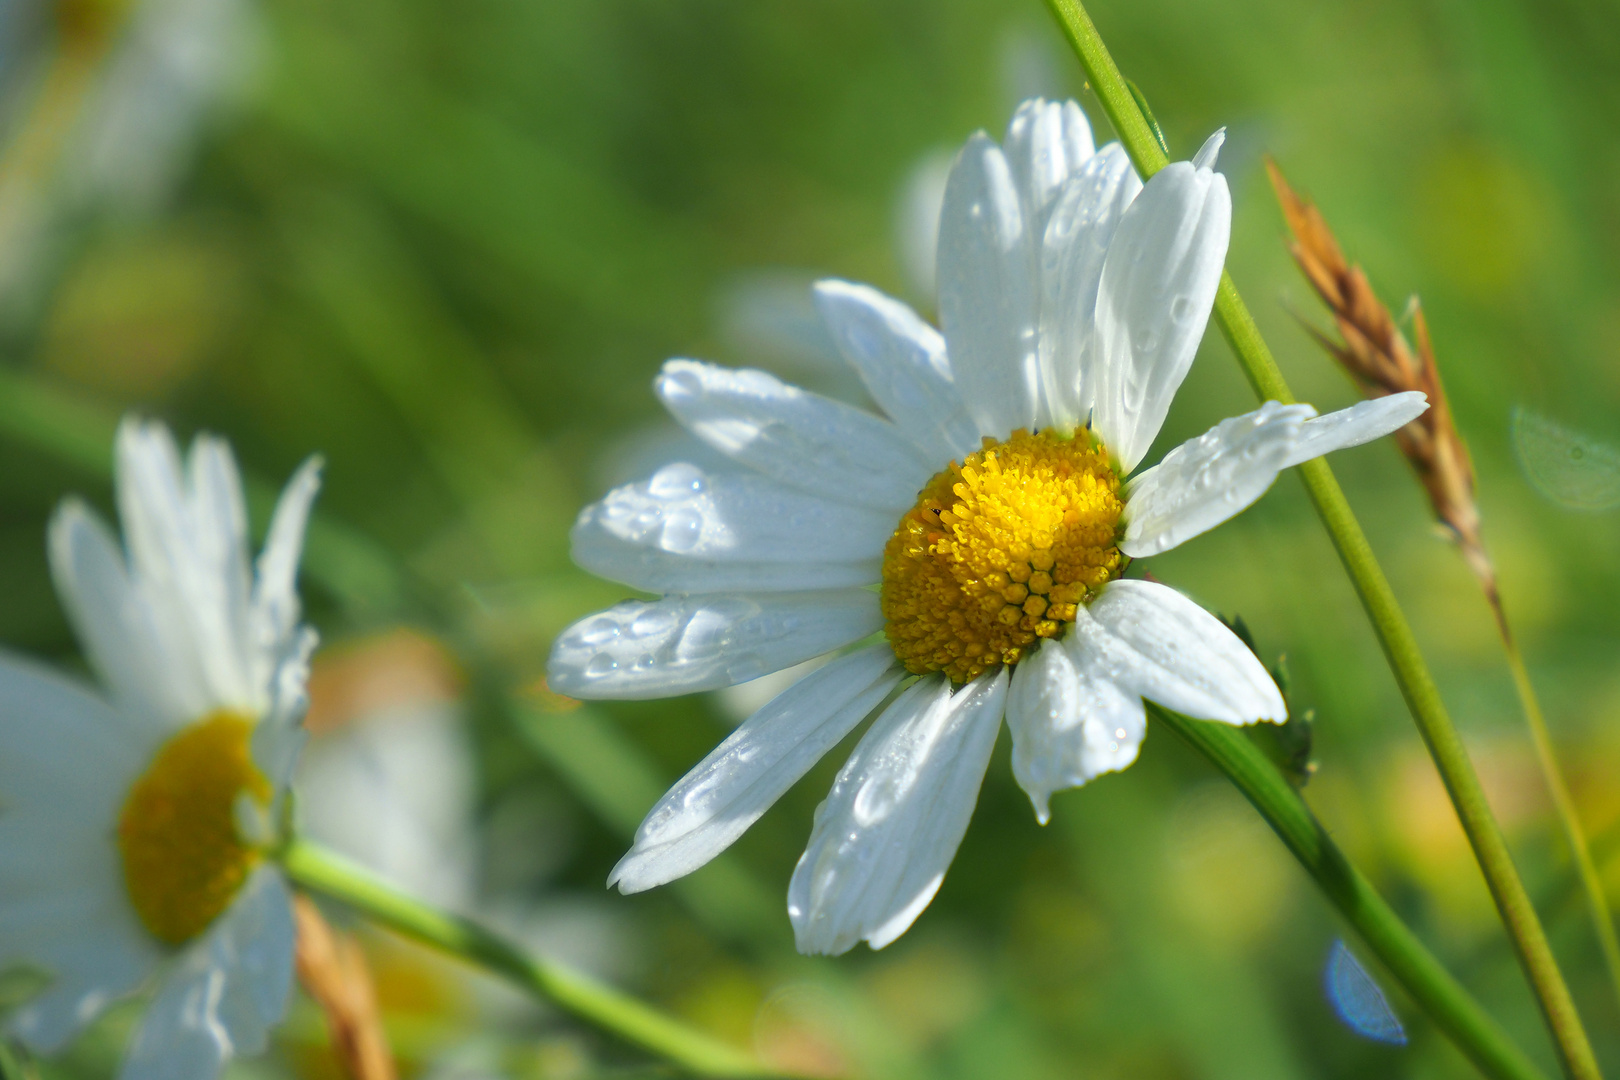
[3,0,1620,1077]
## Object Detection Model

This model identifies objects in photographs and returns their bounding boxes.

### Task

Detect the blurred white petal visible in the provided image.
[119,869,294,1080]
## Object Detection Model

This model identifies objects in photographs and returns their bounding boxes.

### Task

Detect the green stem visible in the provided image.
[1501,630,1620,1007]
[279,838,781,1078]
[1042,2,1601,1076]
[1151,704,1548,1080]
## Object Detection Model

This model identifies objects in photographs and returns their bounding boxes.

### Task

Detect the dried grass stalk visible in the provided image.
[1265,159,1500,622]
[294,895,398,1080]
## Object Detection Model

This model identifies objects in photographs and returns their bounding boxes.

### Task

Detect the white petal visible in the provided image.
[47,499,198,733]
[570,461,893,594]
[1280,392,1429,469]
[0,655,160,1051]
[610,644,904,892]
[1121,393,1431,558]
[788,669,1007,955]
[1091,147,1232,471]
[117,420,256,712]
[9,917,156,1053]
[812,279,978,462]
[250,455,322,656]
[1038,143,1143,430]
[0,699,159,1054]
[1191,128,1226,171]
[1002,98,1096,221]
[575,542,879,595]
[1079,580,1284,724]
[548,590,883,701]
[119,869,295,1080]
[656,360,933,512]
[208,870,296,1057]
[1005,639,1147,823]
[937,133,1039,437]
[1120,401,1316,558]
[0,650,150,812]
[250,626,316,812]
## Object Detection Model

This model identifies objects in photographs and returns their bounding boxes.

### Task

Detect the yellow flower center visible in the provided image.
[881,429,1124,684]
[118,712,271,946]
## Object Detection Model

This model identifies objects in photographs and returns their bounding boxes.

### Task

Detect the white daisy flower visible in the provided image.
[0,417,320,1076]
[548,98,1428,956]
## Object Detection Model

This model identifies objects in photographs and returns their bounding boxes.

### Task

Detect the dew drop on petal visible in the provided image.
[630,607,678,639]
[575,617,622,647]
[659,507,704,553]
[648,462,707,500]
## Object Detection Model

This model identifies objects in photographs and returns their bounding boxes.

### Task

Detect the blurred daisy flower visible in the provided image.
[549,99,1427,955]
[0,417,319,1076]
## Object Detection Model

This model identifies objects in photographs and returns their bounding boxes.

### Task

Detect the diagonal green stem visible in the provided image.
[279,838,783,1079]
[1042,2,1600,1076]
[1150,703,1548,1080]
[1501,629,1620,1007]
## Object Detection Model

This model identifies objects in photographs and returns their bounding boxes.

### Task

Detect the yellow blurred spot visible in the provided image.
[1164,782,1295,946]
[861,937,988,1050]
[44,229,244,401]
[1414,143,1558,301]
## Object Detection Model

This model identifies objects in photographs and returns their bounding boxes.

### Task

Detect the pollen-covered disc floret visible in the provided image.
[118,711,272,946]
[882,429,1124,683]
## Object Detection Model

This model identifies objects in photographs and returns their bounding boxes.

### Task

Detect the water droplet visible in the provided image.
[659,368,703,403]
[584,653,619,678]
[631,608,678,639]
[659,507,704,553]
[575,617,622,646]
[854,776,902,825]
[1115,727,1127,740]
[1169,295,1194,322]
[648,462,707,499]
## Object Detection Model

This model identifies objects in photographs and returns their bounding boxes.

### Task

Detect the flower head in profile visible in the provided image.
[549,99,1426,955]
[0,418,320,1077]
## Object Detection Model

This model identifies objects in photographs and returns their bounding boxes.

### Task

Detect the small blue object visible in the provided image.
[1325,939,1407,1046]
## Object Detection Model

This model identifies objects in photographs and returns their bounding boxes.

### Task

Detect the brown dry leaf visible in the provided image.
[294,896,398,1080]
[1266,159,1499,619]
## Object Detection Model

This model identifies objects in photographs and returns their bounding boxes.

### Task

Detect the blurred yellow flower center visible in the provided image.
[881,429,1124,684]
[118,712,271,946]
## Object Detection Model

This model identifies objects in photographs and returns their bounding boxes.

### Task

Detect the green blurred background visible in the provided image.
[3,0,1619,1076]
